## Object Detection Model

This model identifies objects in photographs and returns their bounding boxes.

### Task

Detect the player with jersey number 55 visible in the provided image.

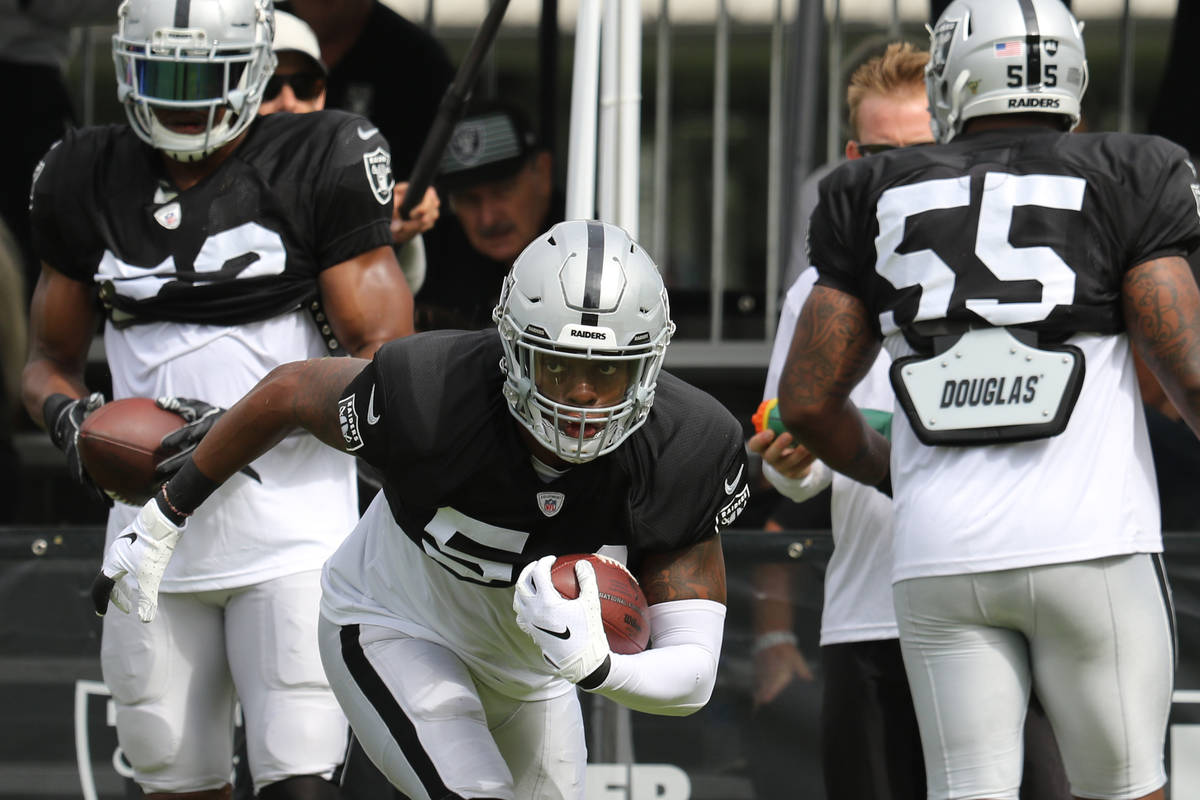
[20,0,425,797]
[90,219,750,800]
[778,1,1200,799]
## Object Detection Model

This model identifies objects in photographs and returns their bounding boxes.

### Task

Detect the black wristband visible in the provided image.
[157,457,222,523]
[43,393,75,449]
[578,654,612,691]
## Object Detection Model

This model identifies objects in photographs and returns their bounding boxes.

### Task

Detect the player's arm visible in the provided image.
[320,244,414,358]
[588,538,727,715]
[777,284,890,490]
[1123,255,1200,436]
[515,536,728,717]
[186,357,372,484]
[90,356,371,621]
[21,262,98,424]
[22,262,114,504]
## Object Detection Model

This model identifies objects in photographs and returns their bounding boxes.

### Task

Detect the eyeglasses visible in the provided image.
[263,72,325,102]
[855,142,931,156]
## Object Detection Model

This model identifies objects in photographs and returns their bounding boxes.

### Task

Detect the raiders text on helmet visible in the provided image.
[112,0,277,161]
[926,0,1088,143]
[494,220,675,463]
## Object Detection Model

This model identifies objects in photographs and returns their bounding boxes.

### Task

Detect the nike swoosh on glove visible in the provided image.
[513,555,611,686]
[154,396,260,483]
[90,498,184,623]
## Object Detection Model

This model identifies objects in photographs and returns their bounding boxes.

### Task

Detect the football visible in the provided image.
[551,554,651,654]
[78,398,186,505]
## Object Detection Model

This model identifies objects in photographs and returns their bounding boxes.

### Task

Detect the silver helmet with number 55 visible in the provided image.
[926,0,1088,143]
[112,0,277,161]
[494,220,675,463]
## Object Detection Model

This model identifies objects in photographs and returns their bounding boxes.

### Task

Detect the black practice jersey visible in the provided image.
[29,111,394,327]
[336,329,750,586]
[809,128,1200,351]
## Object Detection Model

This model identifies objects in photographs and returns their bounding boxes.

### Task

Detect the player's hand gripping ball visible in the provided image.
[78,398,185,505]
[551,554,651,654]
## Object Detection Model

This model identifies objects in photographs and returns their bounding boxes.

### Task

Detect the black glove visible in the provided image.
[154,397,260,483]
[44,392,112,506]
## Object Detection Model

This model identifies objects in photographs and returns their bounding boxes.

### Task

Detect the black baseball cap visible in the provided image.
[437,105,539,193]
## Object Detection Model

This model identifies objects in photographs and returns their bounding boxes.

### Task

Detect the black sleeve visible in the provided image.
[808,167,869,299]
[28,133,99,282]
[629,398,751,551]
[312,116,395,270]
[336,359,390,468]
[1127,139,1200,268]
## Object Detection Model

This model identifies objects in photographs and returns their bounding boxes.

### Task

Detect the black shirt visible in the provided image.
[29,111,394,327]
[336,329,750,583]
[319,1,454,179]
[809,128,1200,352]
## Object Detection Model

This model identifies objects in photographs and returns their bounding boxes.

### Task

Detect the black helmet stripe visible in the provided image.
[174,0,191,27]
[581,220,605,326]
[1017,0,1042,88]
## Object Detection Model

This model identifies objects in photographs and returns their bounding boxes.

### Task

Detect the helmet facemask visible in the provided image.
[113,0,277,161]
[495,220,674,464]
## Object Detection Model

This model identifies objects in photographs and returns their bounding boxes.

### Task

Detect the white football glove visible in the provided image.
[513,555,611,685]
[90,498,184,623]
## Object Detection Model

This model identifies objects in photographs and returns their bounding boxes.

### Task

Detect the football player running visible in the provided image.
[21,0,420,798]
[778,2,1200,800]
[91,219,750,800]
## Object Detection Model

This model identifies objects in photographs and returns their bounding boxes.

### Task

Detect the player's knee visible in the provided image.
[254,700,346,784]
[256,775,339,800]
[409,679,485,722]
[114,706,181,774]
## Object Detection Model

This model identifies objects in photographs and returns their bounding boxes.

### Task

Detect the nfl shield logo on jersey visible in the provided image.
[154,201,182,230]
[361,147,394,205]
[537,491,565,517]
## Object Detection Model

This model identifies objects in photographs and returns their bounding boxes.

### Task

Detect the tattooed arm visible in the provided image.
[1123,255,1200,437]
[776,284,889,487]
[638,536,727,605]
[583,537,727,715]
[176,358,371,492]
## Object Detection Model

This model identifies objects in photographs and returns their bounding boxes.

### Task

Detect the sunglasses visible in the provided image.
[263,72,326,102]
[856,142,931,156]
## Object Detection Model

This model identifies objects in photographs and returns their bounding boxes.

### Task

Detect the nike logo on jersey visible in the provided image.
[366,386,380,425]
[120,532,137,545]
[356,126,380,140]
[534,624,571,640]
[724,464,744,494]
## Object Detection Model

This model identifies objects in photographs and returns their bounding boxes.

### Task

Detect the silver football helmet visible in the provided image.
[494,220,675,463]
[927,0,1088,143]
[112,0,277,161]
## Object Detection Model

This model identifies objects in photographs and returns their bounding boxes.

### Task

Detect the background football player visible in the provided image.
[91,219,750,800]
[778,1,1200,799]
[748,41,1069,800]
[21,0,420,797]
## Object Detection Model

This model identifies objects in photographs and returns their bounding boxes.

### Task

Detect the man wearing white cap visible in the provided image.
[259,10,328,115]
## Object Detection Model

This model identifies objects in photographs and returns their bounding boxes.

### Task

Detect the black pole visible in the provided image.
[398,0,513,218]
